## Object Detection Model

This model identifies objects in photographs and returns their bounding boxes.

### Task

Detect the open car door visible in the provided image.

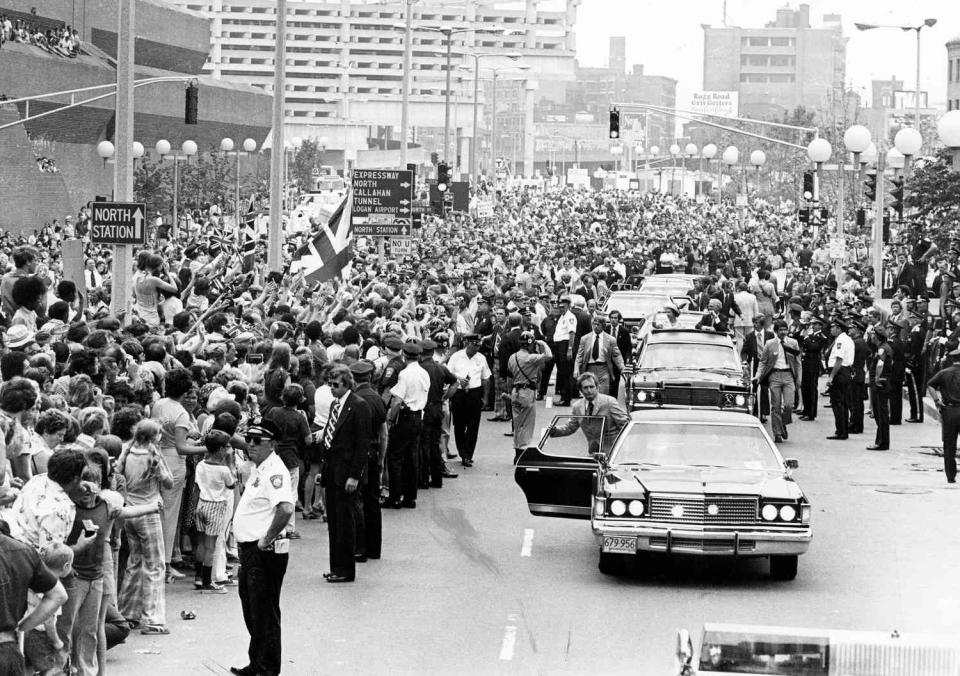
[514,415,605,519]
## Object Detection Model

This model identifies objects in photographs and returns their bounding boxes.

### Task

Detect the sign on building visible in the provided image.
[567,167,589,188]
[350,169,414,237]
[689,91,739,119]
[90,202,147,245]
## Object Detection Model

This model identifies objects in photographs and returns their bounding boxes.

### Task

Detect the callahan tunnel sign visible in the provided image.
[90,202,148,245]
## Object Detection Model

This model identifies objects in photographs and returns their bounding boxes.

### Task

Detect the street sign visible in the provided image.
[475,199,494,219]
[350,168,414,237]
[90,201,147,244]
[391,238,417,257]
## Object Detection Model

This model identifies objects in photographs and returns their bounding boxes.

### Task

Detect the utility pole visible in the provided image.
[873,151,886,293]
[268,0,286,272]
[110,0,134,321]
[400,0,413,169]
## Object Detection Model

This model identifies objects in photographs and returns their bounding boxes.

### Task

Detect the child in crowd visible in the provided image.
[22,542,73,676]
[193,429,235,593]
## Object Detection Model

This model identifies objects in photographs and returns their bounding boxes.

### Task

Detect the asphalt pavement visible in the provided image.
[108,389,960,675]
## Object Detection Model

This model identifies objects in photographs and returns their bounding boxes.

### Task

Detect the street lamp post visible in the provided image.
[749,149,766,199]
[855,18,937,129]
[221,137,258,233]
[156,139,196,240]
[806,137,834,272]
[684,142,697,196]
[721,145,739,205]
[669,143,680,194]
[701,143,717,200]
[459,53,521,185]
[649,145,660,191]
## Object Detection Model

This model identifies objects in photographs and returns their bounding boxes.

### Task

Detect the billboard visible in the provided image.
[689,91,739,118]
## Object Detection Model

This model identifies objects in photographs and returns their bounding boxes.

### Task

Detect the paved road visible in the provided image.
[110,395,960,675]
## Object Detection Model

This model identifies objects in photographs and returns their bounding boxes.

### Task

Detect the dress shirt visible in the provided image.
[554,311,577,342]
[447,349,491,388]
[233,451,294,543]
[771,338,788,369]
[829,332,855,367]
[390,362,430,411]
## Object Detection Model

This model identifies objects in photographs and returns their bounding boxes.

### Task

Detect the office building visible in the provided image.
[948,37,960,111]
[701,3,846,119]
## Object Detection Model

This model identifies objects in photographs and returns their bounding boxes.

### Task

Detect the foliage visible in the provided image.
[292,138,322,189]
[905,149,960,244]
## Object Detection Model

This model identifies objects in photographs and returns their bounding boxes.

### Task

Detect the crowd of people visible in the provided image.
[0,13,81,58]
[1,184,959,674]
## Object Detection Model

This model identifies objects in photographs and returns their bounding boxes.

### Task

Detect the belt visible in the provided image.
[587,362,606,366]
[512,383,536,390]
[399,408,423,416]
[773,368,791,372]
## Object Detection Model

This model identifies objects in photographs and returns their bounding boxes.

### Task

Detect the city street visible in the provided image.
[111,394,960,676]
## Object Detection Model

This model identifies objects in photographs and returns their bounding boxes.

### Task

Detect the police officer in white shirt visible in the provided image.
[826,318,855,440]
[231,420,294,676]
[552,296,578,405]
[384,341,431,508]
[446,333,492,466]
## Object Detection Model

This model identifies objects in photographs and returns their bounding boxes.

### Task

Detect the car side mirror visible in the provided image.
[592,451,607,467]
[785,458,799,470]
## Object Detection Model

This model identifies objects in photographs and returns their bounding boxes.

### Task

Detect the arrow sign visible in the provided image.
[350,169,414,237]
[90,201,148,245]
[399,181,411,188]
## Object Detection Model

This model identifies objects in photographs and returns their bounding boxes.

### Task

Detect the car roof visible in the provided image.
[646,329,734,345]
[628,410,760,425]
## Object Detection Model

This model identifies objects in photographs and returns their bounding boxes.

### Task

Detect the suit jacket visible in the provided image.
[894,262,919,295]
[551,393,631,453]
[498,328,522,378]
[756,336,801,385]
[742,329,775,372]
[323,392,372,488]
[574,331,625,378]
[572,308,593,354]
[610,324,633,367]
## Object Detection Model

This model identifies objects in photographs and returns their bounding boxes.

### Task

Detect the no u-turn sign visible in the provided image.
[90,202,147,245]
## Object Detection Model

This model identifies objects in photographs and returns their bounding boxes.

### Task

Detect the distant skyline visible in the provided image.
[574,0,960,114]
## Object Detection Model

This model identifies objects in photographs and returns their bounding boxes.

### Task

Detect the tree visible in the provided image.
[905,149,960,245]
[292,139,322,189]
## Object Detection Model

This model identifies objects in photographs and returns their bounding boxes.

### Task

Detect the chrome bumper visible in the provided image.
[592,520,811,557]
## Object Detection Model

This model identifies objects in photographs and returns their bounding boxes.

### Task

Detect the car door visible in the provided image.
[514,415,605,519]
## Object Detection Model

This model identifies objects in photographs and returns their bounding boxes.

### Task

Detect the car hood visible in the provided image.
[604,466,802,500]
[632,371,745,387]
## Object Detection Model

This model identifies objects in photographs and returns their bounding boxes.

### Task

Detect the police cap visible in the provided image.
[245,419,280,444]
[403,340,423,357]
[384,336,403,351]
[349,361,375,378]
[421,339,438,352]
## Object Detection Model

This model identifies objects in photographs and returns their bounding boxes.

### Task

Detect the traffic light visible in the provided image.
[889,176,905,221]
[802,171,814,201]
[856,208,866,227]
[883,213,891,243]
[437,161,450,192]
[184,82,199,125]
[863,171,877,202]
[820,208,829,222]
[798,208,810,224]
[608,107,620,139]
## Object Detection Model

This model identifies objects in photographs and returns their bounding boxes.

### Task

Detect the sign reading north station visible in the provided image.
[90,202,147,245]
[351,169,414,237]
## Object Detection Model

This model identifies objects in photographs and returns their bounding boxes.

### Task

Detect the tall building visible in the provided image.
[609,36,626,75]
[167,0,578,174]
[948,37,960,111]
[701,3,846,119]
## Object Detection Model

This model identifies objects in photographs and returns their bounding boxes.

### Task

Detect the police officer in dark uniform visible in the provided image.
[798,316,827,421]
[888,320,908,425]
[905,301,927,423]
[538,301,560,401]
[377,336,406,398]
[867,325,893,451]
[349,361,387,561]
[927,347,960,483]
[418,339,459,488]
[848,319,870,434]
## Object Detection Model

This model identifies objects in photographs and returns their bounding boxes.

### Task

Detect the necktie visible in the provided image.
[587,401,595,416]
[591,334,600,360]
[323,399,341,448]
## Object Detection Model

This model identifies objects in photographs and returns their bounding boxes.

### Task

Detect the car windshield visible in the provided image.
[640,342,741,371]
[605,295,670,319]
[640,280,692,293]
[612,423,782,470]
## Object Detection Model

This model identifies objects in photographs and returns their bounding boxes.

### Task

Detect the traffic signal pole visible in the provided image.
[873,152,886,293]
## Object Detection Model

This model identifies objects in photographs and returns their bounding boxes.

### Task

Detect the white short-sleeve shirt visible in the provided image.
[233,451,293,543]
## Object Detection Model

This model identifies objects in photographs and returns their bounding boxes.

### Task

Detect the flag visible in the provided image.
[291,193,353,283]
[241,209,259,273]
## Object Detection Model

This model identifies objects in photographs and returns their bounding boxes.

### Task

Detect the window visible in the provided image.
[950,58,954,84]
[770,37,794,47]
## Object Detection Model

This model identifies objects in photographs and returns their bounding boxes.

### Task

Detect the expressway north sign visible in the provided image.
[90,201,147,245]
[350,169,413,237]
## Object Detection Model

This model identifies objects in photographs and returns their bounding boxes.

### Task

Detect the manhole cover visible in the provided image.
[875,487,933,495]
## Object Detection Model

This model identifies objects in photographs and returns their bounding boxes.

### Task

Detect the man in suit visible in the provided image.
[549,372,631,454]
[568,296,594,398]
[893,251,919,297]
[318,364,372,583]
[696,298,731,333]
[607,310,633,398]
[574,314,625,396]
[755,319,801,443]
[742,315,774,422]
[798,316,828,420]
[496,313,523,424]
[847,319,871,434]
[349,361,387,562]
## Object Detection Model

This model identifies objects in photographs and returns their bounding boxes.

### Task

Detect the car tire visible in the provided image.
[769,555,798,581]
[598,551,627,576]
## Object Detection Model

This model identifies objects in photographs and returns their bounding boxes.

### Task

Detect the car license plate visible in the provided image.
[602,536,637,554]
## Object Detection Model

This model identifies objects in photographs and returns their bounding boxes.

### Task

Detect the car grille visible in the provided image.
[647,495,758,527]
[659,388,721,407]
[648,536,757,553]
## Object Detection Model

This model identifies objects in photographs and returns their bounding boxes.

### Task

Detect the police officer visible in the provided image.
[927,347,960,483]
[418,339,459,488]
[867,325,893,451]
[508,331,552,455]
[349,361,387,561]
[231,420,294,676]
[848,319,870,435]
[384,341,430,508]
[904,300,928,423]
[826,318,854,440]
[376,336,405,398]
[446,333,492,467]
[798,316,827,421]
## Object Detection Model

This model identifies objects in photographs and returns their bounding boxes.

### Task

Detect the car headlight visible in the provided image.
[779,505,796,522]
[734,394,746,406]
[636,390,648,402]
[627,500,644,517]
[610,499,626,516]
[761,504,779,521]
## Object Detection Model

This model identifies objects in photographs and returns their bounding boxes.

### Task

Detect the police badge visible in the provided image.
[270,475,284,489]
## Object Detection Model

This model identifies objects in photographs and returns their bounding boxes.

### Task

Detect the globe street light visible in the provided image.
[721,146,739,203]
[938,110,960,171]
[96,140,114,165]
[860,142,878,167]
[156,138,196,238]
[886,148,905,171]
[702,143,718,200]
[222,137,258,232]
[749,150,766,198]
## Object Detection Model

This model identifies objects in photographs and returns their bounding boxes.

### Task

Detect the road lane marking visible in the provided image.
[499,614,518,661]
[520,528,534,557]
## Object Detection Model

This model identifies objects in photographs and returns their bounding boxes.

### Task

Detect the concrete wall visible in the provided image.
[948,41,960,111]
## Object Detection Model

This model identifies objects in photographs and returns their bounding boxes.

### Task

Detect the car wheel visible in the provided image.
[769,555,798,581]
[598,551,627,576]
